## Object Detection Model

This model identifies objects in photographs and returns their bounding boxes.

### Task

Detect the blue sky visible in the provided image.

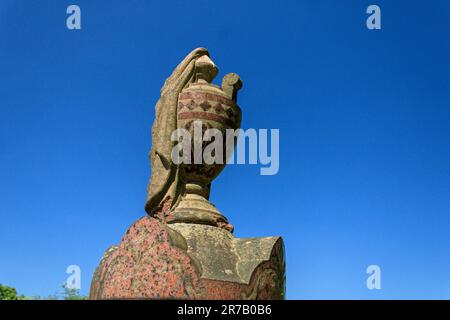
[0,0,449,299]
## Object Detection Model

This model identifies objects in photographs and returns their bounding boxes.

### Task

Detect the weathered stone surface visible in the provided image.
[145,48,242,231]
[90,216,285,300]
[90,48,286,300]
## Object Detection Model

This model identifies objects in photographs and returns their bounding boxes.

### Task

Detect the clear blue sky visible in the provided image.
[0,0,449,299]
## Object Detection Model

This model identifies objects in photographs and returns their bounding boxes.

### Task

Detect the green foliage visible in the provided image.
[60,283,87,300]
[0,284,23,300]
[0,283,87,300]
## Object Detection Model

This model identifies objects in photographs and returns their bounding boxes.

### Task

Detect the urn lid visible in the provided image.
[194,55,218,84]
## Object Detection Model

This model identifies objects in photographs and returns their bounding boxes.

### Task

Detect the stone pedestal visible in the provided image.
[90,216,285,299]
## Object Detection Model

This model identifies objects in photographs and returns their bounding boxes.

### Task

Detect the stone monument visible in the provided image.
[89,48,285,299]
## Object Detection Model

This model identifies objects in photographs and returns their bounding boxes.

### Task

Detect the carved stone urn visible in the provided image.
[171,55,243,232]
[89,49,285,300]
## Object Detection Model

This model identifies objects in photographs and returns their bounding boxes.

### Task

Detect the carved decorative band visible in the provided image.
[178,112,238,129]
[179,92,235,106]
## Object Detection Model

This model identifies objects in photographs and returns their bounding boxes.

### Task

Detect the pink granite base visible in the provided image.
[90,216,285,299]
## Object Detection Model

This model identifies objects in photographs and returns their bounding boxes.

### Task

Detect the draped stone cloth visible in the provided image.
[145,48,209,219]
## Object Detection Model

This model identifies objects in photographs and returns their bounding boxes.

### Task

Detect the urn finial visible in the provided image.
[194,55,218,83]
